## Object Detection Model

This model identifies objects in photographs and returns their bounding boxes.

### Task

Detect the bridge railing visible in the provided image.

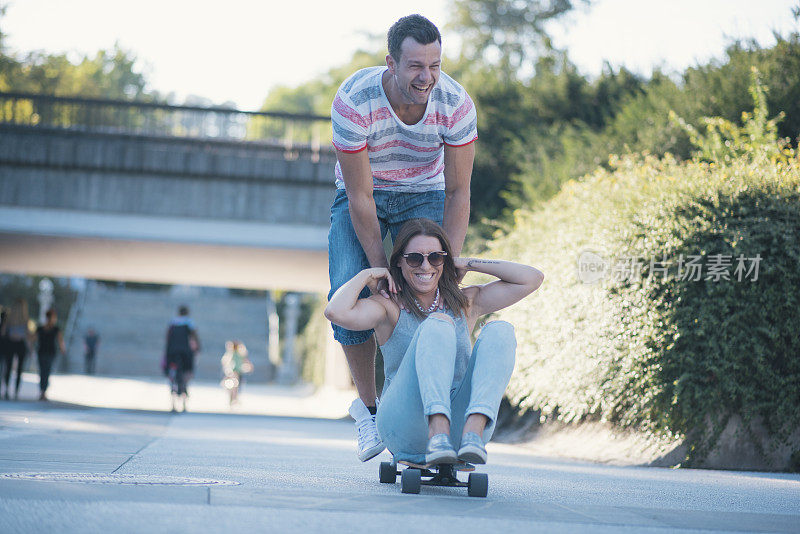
[0,91,333,159]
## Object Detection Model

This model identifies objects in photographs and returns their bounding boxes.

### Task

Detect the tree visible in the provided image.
[259,48,386,116]
[251,48,385,144]
[2,44,148,98]
[462,51,645,226]
[0,2,15,90]
[449,0,589,74]
[0,5,148,98]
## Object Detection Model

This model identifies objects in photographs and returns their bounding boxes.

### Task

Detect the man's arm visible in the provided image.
[442,141,475,257]
[337,148,389,270]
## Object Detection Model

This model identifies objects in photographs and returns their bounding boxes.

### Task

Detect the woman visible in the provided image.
[325,218,544,467]
[0,298,31,401]
[36,308,66,401]
[220,340,253,406]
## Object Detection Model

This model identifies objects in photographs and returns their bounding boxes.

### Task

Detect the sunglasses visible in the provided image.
[402,251,447,267]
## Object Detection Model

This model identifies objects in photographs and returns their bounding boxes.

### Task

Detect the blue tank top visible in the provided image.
[379,308,472,392]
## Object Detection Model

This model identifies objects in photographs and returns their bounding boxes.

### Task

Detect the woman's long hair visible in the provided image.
[389,218,468,319]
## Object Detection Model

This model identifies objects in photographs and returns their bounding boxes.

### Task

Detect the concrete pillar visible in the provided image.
[266,291,280,381]
[277,293,300,384]
[38,278,54,323]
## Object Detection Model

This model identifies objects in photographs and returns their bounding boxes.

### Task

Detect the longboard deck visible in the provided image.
[397,459,476,471]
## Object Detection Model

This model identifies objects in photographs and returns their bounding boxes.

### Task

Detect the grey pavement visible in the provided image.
[1,374,799,533]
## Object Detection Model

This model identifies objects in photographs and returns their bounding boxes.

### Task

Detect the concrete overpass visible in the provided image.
[0,92,337,292]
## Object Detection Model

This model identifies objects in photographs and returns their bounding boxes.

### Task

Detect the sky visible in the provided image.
[3,0,798,110]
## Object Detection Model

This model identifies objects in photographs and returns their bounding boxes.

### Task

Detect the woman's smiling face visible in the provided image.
[399,234,444,296]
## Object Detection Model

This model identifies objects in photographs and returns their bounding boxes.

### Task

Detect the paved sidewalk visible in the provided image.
[1,374,799,533]
[6,372,354,419]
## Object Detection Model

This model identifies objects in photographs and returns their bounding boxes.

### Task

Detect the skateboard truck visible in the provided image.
[379,460,488,497]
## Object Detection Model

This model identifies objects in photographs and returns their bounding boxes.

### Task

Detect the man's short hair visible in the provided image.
[388,14,441,62]
[178,305,189,316]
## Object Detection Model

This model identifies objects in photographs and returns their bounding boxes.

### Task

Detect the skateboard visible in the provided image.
[379,459,488,497]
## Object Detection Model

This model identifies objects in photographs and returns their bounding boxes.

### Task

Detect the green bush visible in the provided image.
[296,294,328,386]
[490,75,800,464]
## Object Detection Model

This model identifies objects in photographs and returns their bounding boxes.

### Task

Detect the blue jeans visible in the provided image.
[376,316,516,465]
[327,188,445,345]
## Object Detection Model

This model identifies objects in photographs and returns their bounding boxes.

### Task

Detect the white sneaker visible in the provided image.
[349,398,385,462]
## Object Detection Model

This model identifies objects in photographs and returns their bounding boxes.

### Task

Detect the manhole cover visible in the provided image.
[0,473,240,486]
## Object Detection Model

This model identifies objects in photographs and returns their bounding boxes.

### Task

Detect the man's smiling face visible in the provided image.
[387,37,442,106]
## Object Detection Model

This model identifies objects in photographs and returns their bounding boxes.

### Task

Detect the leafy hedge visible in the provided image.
[489,74,800,464]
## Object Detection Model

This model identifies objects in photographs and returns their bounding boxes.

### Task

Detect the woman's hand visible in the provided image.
[364,268,397,296]
[453,257,471,283]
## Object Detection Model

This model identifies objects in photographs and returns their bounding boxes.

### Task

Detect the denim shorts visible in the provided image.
[327,187,445,345]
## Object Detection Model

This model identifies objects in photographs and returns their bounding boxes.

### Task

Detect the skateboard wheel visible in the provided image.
[467,472,488,497]
[379,461,397,483]
[401,468,421,494]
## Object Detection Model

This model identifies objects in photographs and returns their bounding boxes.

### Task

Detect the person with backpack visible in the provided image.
[164,305,201,412]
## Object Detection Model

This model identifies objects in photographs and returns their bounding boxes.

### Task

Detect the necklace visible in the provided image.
[413,287,440,314]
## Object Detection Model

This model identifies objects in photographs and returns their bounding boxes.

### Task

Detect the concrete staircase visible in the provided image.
[66,283,274,382]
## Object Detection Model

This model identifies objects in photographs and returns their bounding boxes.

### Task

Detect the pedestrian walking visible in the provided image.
[84,327,100,375]
[328,14,477,461]
[164,305,201,412]
[0,298,31,400]
[36,308,66,401]
[220,340,253,406]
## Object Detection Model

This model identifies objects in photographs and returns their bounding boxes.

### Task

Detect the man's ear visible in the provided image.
[385,53,396,74]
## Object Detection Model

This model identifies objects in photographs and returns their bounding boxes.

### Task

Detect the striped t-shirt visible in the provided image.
[331,66,478,192]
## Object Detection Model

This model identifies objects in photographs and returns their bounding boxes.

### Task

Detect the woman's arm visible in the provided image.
[324,268,396,332]
[456,258,544,318]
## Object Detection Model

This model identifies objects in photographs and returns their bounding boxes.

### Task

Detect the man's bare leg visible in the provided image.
[342,336,377,406]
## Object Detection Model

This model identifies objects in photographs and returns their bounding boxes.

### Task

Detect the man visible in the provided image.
[328,14,477,461]
[36,308,66,401]
[165,305,201,413]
